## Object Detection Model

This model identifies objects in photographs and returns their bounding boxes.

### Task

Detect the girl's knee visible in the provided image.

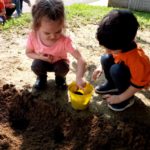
[55,66,69,76]
[31,60,45,73]
[54,61,69,76]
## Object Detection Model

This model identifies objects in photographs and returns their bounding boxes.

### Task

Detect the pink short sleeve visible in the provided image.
[65,37,75,53]
[26,32,35,50]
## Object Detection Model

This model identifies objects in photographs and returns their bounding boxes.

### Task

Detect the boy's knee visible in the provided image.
[101,54,114,65]
[110,63,130,77]
[110,64,121,76]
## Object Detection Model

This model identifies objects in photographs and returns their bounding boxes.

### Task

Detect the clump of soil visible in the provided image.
[0,84,150,150]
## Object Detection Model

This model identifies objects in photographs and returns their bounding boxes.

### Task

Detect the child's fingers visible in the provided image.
[91,72,96,81]
[102,94,111,100]
[47,55,54,62]
[92,70,102,81]
[74,85,79,91]
[78,82,86,90]
[96,71,102,78]
[92,71,99,80]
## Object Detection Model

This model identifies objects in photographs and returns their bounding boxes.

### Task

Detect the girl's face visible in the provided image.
[37,17,64,46]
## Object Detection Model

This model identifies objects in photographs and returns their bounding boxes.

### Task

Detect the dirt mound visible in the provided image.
[0,84,150,149]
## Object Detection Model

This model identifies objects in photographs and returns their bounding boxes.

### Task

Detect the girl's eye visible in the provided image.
[45,32,50,35]
[56,30,62,34]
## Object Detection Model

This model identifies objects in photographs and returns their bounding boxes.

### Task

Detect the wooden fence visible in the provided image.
[108,0,150,12]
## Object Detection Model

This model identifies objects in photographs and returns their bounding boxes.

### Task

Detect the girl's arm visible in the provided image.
[26,47,41,60]
[70,50,87,88]
[103,85,140,104]
[26,48,53,62]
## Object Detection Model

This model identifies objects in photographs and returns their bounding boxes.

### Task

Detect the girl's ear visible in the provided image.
[61,20,66,33]
[63,22,66,28]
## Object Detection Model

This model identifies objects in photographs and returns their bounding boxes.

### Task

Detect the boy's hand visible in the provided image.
[102,94,122,104]
[92,67,103,81]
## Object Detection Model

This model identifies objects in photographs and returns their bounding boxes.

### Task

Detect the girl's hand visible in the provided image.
[102,94,122,104]
[76,78,86,89]
[47,55,54,63]
[92,67,103,81]
[39,54,53,63]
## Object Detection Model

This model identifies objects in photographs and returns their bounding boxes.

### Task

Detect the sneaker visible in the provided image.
[55,76,67,90]
[33,77,47,90]
[0,17,5,25]
[95,82,118,94]
[108,97,135,112]
[0,17,3,24]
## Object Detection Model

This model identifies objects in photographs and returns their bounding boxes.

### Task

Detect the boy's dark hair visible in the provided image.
[96,9,139,51]
[32,0,65,30]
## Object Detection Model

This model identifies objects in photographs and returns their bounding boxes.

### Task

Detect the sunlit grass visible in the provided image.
[134,11,150,29]
[1,4,150,30]
[66,4,112,26]
[2,13,31,30]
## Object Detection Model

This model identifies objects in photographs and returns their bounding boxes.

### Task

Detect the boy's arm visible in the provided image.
[70,50,87,88]
[118,86,140,101]
[92,65,103,81]
[103,85,140,104]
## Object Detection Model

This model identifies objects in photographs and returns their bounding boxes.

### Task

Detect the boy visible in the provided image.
[92,9,150,111]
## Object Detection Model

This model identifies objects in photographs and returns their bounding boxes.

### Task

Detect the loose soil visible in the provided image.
[0,23,150,150]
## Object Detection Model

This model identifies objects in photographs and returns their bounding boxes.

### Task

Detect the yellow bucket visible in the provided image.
[68,82,94,110]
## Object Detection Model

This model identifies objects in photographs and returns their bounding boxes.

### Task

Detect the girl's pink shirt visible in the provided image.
[27,31,75,63]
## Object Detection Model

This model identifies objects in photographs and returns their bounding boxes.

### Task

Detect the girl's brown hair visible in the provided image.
[32,0,65,30]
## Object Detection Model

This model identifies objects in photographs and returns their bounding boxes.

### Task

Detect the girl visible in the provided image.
[92,10,150,111]
[26,0,87,90]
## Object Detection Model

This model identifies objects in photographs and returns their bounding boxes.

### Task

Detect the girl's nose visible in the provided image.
[50,34,56,39]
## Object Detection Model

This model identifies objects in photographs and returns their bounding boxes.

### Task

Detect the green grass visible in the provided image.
[1,4,150,30]
[2,13,31,30]
[66,4,112,26]
[134,11,150,29]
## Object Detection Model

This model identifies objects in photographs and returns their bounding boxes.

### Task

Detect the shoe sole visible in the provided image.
[107,98,135,112]
[95,88,118,94]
